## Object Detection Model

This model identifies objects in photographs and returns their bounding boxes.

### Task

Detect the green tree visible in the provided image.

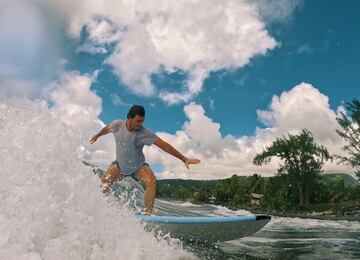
[192,188,212,203]
[157,183,172,198]
[328,176,345,202]
[253,129,331,207]
[311,180,331,203]
[336,98,360,181]
[231,178,251,207]
[215,175,240,203]
[171,185,191,200]
[247,174,264,194]
[260,175,292,209]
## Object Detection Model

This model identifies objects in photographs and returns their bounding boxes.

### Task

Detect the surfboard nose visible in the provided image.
[255,215,272,221]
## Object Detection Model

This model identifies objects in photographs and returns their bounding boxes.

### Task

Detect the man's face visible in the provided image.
[129,115,144,130]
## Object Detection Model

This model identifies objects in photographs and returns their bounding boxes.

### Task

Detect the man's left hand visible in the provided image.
[184,158,201,169]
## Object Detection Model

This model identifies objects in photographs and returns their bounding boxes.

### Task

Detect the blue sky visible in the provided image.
[1,0,358,179]
[61,0,359,136]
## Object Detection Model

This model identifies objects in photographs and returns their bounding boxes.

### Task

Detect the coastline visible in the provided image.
[248,208,360,222]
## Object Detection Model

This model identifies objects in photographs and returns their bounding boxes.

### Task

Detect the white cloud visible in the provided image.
[109,1,278,103]
[76,16,124,54]
[257,83,340,143]
[253,0,303,23]
[37,0,289,104]
[47,72,100,125]
[85,16,123,45]
[46,71,115,164]
[76,44,107,54]
[145,83,352,179]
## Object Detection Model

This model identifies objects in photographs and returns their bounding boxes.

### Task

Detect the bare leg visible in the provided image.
[101,165,123,194]
[134,165,156,214]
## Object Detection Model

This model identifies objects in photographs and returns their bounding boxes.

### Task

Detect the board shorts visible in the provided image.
[110,160,150,182]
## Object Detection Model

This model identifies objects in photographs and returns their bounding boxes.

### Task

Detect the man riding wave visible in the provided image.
[90,105,200,214]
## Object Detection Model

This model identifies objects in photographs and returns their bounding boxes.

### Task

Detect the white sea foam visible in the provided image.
[266,216,360,231]
[160,200,250,217]
[0,99,195,260]
[210,205,249,216]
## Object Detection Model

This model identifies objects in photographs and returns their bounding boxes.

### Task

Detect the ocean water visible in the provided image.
[2,99,360,260]
[219,216,360,260]
[148,199,360,260]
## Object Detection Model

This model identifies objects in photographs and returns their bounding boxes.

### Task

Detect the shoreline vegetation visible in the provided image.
[156,173,360,222]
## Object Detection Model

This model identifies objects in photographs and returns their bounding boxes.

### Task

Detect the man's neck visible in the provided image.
[125,119,132,131]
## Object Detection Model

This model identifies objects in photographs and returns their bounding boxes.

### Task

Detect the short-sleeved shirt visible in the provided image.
[110,119,158,175]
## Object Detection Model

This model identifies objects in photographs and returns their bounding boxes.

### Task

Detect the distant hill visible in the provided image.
[321,173,359,187]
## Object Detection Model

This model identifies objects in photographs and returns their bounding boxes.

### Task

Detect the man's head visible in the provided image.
[127,105,145,130]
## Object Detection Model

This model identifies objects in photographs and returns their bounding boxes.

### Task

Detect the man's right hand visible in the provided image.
[90,134,99,144]
[90,125,112,144]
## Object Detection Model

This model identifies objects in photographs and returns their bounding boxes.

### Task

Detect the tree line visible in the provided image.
[157,173,360,211]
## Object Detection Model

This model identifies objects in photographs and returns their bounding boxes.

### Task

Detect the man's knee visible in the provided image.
[101,173,111,184]
[101,166,122,184]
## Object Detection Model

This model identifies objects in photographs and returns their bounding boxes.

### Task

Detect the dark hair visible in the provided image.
[127,105,145,119]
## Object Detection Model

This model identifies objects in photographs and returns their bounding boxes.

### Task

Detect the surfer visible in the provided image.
[90,105,200,214]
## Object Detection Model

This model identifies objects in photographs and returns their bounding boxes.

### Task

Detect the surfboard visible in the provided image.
[84,163,272,242]
[136,213,271,242]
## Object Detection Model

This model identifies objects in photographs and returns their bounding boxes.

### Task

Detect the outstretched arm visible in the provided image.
[154,137,200,169]
[90,125,112,144]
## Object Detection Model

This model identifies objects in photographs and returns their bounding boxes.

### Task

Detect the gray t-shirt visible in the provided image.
[111,119,158,175]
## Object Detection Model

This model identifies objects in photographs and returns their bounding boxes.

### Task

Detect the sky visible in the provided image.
[1,0,359,179]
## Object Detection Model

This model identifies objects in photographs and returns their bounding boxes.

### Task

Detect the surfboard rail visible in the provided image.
[136,214,271,242]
